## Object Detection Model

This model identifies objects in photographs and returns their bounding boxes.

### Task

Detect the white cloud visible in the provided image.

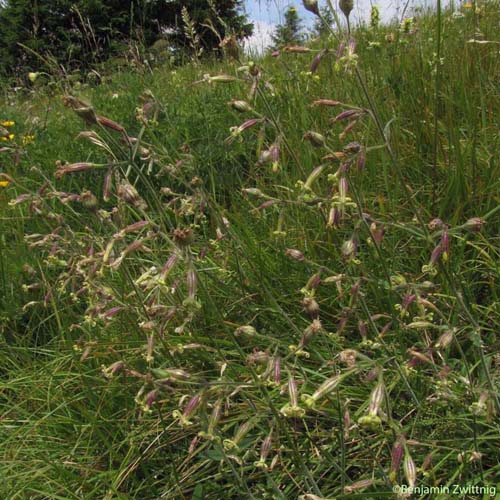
[243,20,276,54]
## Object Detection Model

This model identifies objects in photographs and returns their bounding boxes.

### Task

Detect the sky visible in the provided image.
[243,0,443,52]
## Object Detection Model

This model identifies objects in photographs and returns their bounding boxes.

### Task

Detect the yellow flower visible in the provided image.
[0,180,10,188]
[1,120,15,127]
[463,3,472,7]
[1,134,15,142]
[22,135,35,145]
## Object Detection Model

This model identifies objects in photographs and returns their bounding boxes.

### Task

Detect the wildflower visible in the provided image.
[254,431,273,469]
[101,360,125,379]
[256,142,280,173]
[1,120,15,127]
[225,118,262,144]
[198,399,222,441]
[21,135,35,146]
[301,372,354,409]
[389,437,405,482]
[280,377,306,417]
[223,420,254,452]
[1,133,15,142]
[172,394,201,427]
[469,392,489,416]
[0,180,10,188]
[341,238,357,259]
[358,378,385,430]
[141,390,158,413]
[28,72,39,82]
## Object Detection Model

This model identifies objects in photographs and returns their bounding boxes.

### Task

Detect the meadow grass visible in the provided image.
[0,2,499,499]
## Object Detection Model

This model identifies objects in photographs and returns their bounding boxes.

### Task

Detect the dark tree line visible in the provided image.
[0,0,252,76]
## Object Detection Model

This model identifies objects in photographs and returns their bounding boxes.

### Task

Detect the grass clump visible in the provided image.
[0,2,499,499]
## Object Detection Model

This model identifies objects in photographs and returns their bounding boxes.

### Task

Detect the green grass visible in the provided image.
[1,2,499,499]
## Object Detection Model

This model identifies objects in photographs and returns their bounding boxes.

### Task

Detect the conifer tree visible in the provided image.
[271,6,304,49]
[0,0,252,76]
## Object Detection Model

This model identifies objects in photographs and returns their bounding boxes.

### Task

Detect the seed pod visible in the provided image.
[428,218,445,231]
[429,244,443,266]
[117,181,147,210]
[228,100,252,112]
[235,325,257,337]
[340,0,354,18]
[310,49,327,73]
[273,357,281,385]
[103,168,113,202]
[302,297,320,318]
[339,177,348,199]
[344,479,376,493]
[55,162,96,178]
[333,109,360,122]
[312,99,341,107]
[304,165,325,190]
[284,45,311,53]
[436,329,454,349]
[303,131,326,147]
[390,437,404,480]
[285,248,305,261]
[327,206,340,228]
[96,115,125,133]
[463,217,485,232]
[303,0,319,15]
[80,190,98,209]
[144,389,158,410]
[357,150,366,172]
[208,74,238,83]
[183,394,201,418]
